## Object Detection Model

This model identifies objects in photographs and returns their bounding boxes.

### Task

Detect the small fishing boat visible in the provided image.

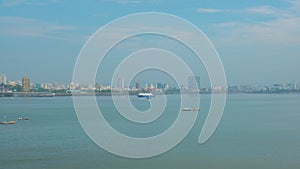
[192,108,201,111]
[182,107,192,111]
[17,116,30,120]
[0,120,16,125]
[1,115,16,125]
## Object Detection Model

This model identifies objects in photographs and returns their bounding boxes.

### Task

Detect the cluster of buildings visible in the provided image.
[227,83,299,93]
[0,74,31,93]
[115,79,171,92]
[0,73,299,95]
[113,76,202,93]
[0,74,67,93]
[0,74,203,94]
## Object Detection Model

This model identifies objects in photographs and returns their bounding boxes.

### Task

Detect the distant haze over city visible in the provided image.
[0,0,299,86]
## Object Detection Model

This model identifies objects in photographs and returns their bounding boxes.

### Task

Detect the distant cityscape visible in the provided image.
[0,73,299,97]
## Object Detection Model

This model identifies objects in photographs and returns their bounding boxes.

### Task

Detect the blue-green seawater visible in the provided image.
[0,94,300,169]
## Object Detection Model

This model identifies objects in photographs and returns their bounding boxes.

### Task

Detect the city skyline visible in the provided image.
[0,0,300,86]
[1,73,298,92]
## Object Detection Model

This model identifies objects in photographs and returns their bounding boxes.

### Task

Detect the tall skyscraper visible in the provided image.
[0,74,6,85]
[22,76,30,92]
[188,76,200,91]
[156,82,162,89]
[135,82,141,90]
[118,78,124,89]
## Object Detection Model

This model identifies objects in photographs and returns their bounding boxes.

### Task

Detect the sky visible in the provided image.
[0,0,299,87]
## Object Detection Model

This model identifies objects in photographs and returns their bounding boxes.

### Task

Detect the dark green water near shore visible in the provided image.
[1,94,300,169]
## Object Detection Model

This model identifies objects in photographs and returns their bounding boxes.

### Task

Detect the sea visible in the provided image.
[0,94,300,169]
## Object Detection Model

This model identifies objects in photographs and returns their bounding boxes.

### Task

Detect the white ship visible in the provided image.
[182,107,200,111]
[137,93,154,99]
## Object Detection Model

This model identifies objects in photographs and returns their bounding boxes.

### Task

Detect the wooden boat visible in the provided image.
[182,107,192,111]
[0,120,16,125]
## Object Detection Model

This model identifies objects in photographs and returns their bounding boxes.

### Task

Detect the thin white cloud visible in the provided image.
[197,6,277,15]
[215,17,300,45]
[210,1,300,48]
[1,0,61,7]
[202,0,300,45]
[1,0,27,6]
[0,16,77,41]
[246,5,277,15]
[104,0,168,4]
[196,8,225,13]
[288,0,300,9]
[197,3,294,16]
[103,0,143,4]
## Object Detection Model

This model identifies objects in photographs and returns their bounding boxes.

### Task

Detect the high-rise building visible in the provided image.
[163,83,169,91]
[22,76,30,92]
[145,83,155,90]
[135,82,141,90]
[188,76,200,91]
[0,74,6,85]
[118,78,124,89]
[156,82,162,89]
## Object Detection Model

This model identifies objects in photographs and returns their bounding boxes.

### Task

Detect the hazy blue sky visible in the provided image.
[0,0,299,86]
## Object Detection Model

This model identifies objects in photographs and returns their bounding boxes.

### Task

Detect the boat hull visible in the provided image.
[137,93,154,99]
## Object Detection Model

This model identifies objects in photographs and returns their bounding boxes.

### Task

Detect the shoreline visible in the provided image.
[1,91,300,97]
